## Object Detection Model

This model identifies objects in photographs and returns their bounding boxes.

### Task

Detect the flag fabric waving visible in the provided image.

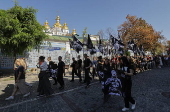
[72,35,83,53]
[89,47,97,55]
[69,39,74,48]
[110,35,124,49]
[87,34,93,49]
[86,34,97,55]
[139,44,145,55]
[98,38,103,54]
[110,35,124,55]
[98,69,125,97]
[128,40,134,50]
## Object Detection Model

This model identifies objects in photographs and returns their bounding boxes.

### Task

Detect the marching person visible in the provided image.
[102,58,112,102]
[155,56,160,68]
[164,55,169,66]
[121,56,136,111]
[83,54,92,88]
[5,59,30,100]
[97,56,103,82]
[70,57,78,82]
[47,57,58,85]
[14,58,32,87]
[57,56,65,90]
[77,55,82,82]
[37,56,53,97]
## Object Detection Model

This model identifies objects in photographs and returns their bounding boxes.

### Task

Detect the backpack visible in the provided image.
[49,61,58,69]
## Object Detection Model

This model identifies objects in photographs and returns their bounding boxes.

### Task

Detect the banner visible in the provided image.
[98,70,125,97]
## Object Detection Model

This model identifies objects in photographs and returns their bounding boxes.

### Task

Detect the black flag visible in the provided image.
[128,40,134,50]
[98,38,103,54]
[69,39,74,48]
[133,44,138,54]
[89,47,97,55]
[110,35,124,47]
[118,31,121,41]
[87,34,93,49]
[110,35,124,51]
[87,34,96,55]
[98,70,125,97]
[139,44,145,55]
[72,35,83,53]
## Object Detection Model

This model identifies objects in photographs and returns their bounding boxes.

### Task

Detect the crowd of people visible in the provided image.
[4,54,170,111]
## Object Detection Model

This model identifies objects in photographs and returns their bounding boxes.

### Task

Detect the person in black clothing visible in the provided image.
[57,56,65,90]
[97,56,103,82]
[47,57,58,85]
[83,54,92,88]
[77,55,82,82]
[97,56,103,71]
[70,57,78,82]
[161,55,165,66]
[102,58,112,102]
[155,56,160,68]
[121,56,136,111]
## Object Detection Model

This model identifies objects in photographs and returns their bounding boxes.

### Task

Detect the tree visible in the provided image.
[97,29,105,40]
[0,2,47,58]
[167,40,170,47]
[82,27,88,44]
[118,14,165,52]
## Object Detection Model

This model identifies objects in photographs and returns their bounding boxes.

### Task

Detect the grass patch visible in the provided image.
[3,77,14,81]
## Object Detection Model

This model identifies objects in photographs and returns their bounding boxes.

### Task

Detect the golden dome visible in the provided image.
[54,23,62,28]
[54,16,62,28]
[72,29,77,35]
[44,20,50,29]
[62,23,69,30]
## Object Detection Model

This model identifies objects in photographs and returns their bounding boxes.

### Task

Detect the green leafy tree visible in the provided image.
[82,27,87,44]
[0,2,47,59]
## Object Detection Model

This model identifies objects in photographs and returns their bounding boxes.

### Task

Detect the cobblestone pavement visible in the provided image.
[0,67,170,112]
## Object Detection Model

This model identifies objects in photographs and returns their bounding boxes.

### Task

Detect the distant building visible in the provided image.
[43,16,77,36]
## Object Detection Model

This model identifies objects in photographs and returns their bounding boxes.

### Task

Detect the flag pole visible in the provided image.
[82,30,86,81]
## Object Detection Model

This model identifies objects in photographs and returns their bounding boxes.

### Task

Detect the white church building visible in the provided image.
[43,16,76,36]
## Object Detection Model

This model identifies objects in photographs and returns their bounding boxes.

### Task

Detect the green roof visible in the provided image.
[45,35,107,44]
[46,35,83,42]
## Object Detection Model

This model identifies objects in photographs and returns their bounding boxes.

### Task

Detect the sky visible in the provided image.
[1,0,170,39]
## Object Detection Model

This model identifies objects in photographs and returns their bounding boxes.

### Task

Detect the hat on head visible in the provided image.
[84,54,88,57]
[98,56,102,59]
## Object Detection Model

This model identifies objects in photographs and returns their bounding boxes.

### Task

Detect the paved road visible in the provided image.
[0,67,170,112]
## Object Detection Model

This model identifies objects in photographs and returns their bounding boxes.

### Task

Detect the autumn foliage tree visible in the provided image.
[118,15,164,54]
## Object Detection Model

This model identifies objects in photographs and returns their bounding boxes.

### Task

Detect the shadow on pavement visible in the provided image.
[0,72,97,108]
